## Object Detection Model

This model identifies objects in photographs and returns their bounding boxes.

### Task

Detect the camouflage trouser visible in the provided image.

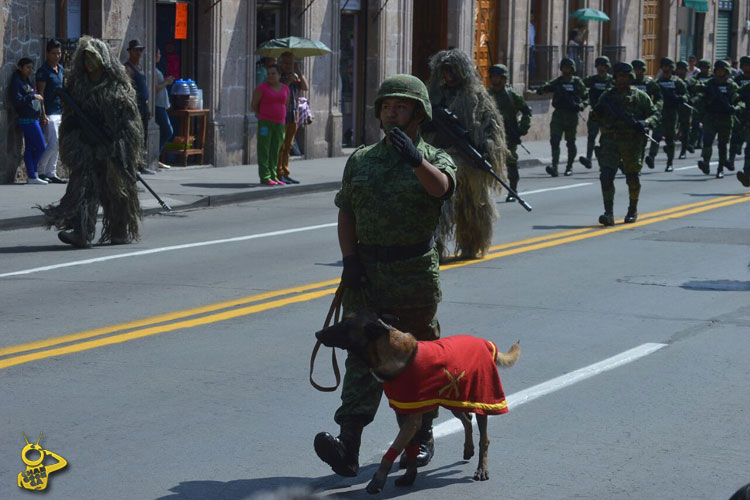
[744,120,750,175]
[701,113,734,168]
[507,141,519,192]
[730,116,750,156]
[678,106,692,151]
[334,293,440,426]
[585,112,600,161]
[550,109,579,168]
[597,135,645,213]
[649,109,679,163]
[689,110,704,147]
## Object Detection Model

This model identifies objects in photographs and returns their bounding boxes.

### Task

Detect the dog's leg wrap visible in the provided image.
[384,447,399,463]
[406,444,419,459]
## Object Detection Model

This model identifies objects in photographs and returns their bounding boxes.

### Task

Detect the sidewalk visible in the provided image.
[0,138,587,231]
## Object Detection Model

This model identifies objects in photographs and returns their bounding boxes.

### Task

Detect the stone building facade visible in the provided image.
[2,1,749,183]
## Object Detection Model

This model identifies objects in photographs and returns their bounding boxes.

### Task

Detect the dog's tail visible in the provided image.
[496,342,520,368]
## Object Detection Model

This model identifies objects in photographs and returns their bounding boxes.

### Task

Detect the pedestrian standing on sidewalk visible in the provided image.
[35,39,67,184]
[277,51,308,184]
[124,39,156,175]
[314,74,456,478]
[10,57,47,185]
[251,64,289,186]
[154,48,174,169]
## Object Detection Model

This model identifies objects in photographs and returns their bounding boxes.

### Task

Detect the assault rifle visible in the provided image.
[56,88,172,212]
[597,95,658,145]
[432,107,532,212]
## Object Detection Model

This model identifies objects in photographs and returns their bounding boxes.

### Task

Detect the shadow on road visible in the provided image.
[182,183,255,189]
[681,280,750,292]
[0,244,72,254]
[531,225,592,230]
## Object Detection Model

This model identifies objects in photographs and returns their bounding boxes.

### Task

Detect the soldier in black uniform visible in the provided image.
[580,56,613,169]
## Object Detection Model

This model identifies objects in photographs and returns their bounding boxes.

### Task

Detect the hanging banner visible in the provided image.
[175,3,188,40]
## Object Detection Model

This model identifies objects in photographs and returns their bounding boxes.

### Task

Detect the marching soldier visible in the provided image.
[695,60,741,178]
[646,57,689,172]
[688,59,713,150]
[488,63,531,201]
[580,56,613,169]
[729,56,750,169]
[536,57,588,177]
[592,62,658,226]
[632,59,662,167]
[737,78,750,187]
[675,60,695,159]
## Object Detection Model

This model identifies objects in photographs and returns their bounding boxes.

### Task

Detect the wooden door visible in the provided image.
[642,0,661,76]
[474,0,498,87]
[412,0,447,83]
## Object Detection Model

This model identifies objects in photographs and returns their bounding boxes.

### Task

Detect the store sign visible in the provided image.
[175,3,188,40]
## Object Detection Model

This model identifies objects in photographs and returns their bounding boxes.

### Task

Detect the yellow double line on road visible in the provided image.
[1,194,747,371]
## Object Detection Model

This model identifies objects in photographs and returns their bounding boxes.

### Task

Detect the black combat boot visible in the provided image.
[564,164,574,176]
[737,171,750,187]
[314,418,365,477]
[645,155,655,169]
[624,206,638,224]
[598,212,615,226]
[545,165,559,177]
[726,154,736,171]
[698,160,710,175]
[665,163,674,172]
[579,156,593,169]
[716,168,724,179]
[399,426,435,469]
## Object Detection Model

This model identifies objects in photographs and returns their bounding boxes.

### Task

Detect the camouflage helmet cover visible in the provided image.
[631,59,647,70]
[740,56,750,66]
[560,57,576,71]
[676,60,689,70]
[661,57,676,68]
[698,58,711,68]
[594,56,611,68]
[374,74,432,122]
[613,62,635,79]
[714,59,730,71]
[489,64,509,76]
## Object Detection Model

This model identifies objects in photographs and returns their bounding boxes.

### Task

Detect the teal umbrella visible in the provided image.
[256,36,332,57]
[570,8,610,22]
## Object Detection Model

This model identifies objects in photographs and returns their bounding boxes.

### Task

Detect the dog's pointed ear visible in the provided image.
[379,313,399,326]
[364,318,390,340]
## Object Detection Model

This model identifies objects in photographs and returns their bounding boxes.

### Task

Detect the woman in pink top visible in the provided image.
[251,65,290,185]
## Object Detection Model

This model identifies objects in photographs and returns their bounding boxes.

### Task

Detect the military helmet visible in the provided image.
[740,56,750,66]
[560,57,576,72]
[374,74,432,122]
[698,58,711,68]
[714,59,731,72]
[661,57,676,68]
[631,59,647,70]
[594,56,611,68]
[676,60,689,70]
[613,62,635,79]
[489,64,509,76]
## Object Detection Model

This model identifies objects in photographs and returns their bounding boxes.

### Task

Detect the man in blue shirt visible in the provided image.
[35,39,67,183]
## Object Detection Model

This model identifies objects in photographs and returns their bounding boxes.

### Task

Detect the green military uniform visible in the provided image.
[738,80,750,187]
[593,62,658,226]
[729,56,750,168]
[696,60,741,178]
[647,58,689,171]
[631,59,662,166]
[675,60,695,159]
[537,58,588,176]
[689,59,713,149]
[581,56,614,168]
[488,64,531,199]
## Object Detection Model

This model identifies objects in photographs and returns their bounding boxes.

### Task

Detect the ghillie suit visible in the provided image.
[39,36,143,246]
[425,49,508,259]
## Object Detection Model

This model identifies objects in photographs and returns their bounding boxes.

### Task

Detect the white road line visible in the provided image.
[433,342,668,439]
[675,161,717,171]
[519,183,592,195]
[0,222,338,278]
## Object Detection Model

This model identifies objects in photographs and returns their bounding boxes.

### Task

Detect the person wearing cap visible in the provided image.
[591,62,657,225]
[645,57,689,172]
[536,57,588,176]
[314,74,456,478]
[694,60,742,178]
[124,39,157,175]
[729,56,750,168]
[675,60,695,159]
[580,56,613,169]
[488,63,531,201]
[688,59,713,150]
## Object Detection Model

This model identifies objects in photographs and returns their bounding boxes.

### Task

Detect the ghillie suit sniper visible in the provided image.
[425,49,507,259]
[39,36,143,248]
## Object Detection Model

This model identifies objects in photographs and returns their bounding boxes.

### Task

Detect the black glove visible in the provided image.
[635,120,649,134]
[389,127,423,167]
[341,255,366,289]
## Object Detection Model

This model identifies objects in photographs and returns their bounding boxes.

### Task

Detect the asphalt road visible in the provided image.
[1,153,749,500]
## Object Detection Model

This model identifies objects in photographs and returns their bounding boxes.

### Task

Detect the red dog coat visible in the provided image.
[383,335,508,415]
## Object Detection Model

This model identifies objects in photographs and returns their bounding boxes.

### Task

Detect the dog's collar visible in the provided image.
[370,343,418,383]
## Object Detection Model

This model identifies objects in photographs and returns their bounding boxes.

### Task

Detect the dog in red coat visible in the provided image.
[315,311,520,494]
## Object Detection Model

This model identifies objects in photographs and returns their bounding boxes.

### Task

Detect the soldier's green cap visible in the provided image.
[631,59,647,70]
[613,62,635,79]
[374,74,432,122]
[594,56,611,67]
[739,56,750,66]
[698,58,711,68]
[560,57,576,71]
[676,60,689,70]
[714,59,731,71]
[489,64,509,76]
[660,57,676,68]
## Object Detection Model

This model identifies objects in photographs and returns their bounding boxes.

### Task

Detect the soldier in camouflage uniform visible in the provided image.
[729,56,750,169]
[592,62,658,226]
[536,57,588,177]
[695,60,741,178]
[675,60,695,159]
[314,74,457,478]
[646,57,689,172]
[488,64,531,201]
[688,59,713,150]
[631,59,662,167]
[580,56,613,169]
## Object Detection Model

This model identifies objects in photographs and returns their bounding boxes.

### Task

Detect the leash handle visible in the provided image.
[309,285,343,392]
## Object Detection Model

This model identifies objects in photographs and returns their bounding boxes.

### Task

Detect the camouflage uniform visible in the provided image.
[647,58,689,171]
[488,64,531,199]
[581,56,613,168]
[695,60,741,178]
[729,56,750,168]
[675,60,694,159]
[537,58,588,176]
[688,59,713,149]
[593,62,658,225]
[632,59,662,166]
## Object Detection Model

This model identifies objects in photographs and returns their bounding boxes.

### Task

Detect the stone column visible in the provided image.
[145,0,160,169]
[446,0,474,55]
[198,0,227,167]
[244,0,258,165]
